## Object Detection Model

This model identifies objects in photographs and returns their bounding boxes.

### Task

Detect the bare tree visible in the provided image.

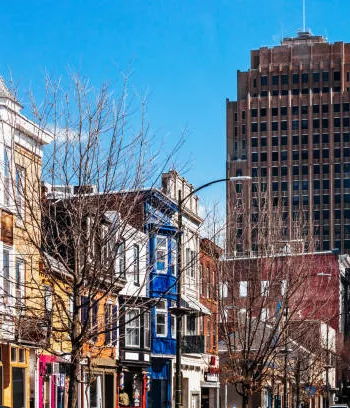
[2,73,183,407]
[219,201,338,408]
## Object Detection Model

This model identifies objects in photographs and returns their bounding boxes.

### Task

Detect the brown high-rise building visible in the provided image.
[226,32,350,255]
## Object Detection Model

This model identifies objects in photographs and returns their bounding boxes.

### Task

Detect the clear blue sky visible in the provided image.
[1,0,350,206]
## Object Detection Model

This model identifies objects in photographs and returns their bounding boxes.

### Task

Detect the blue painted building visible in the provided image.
[144,191,178,408]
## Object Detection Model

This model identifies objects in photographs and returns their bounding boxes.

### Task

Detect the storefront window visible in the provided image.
[89,375,102,408]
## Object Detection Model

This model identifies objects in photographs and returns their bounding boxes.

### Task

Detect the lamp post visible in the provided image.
[174,176,251,408]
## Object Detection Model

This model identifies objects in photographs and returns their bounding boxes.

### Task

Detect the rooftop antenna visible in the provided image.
[302,0,306,32]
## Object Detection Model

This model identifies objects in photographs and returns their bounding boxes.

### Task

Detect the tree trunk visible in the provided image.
[242,383,250,408]
[67,360,80,408]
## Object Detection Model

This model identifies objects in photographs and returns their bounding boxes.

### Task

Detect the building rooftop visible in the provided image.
[281,30,327,46]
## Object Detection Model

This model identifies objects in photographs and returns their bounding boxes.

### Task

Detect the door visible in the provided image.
[12,367,25,408]
[104,374,114,408]
[149,379,167,408]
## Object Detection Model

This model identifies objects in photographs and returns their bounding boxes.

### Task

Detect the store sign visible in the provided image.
[204,372,218,382]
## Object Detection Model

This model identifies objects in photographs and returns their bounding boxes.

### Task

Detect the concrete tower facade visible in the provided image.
[227,32,350,255]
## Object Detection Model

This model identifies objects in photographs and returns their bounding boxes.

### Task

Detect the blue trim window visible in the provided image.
[156,236,167,273]
[156,300,167,337]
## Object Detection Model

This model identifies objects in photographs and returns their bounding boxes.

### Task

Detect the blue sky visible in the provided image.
[1,0,350,206]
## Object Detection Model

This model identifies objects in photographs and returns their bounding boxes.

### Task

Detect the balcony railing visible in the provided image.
[182,335,205,354]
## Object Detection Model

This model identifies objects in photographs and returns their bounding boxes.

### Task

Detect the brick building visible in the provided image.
[226,31,350,255]
[199,238,222,408]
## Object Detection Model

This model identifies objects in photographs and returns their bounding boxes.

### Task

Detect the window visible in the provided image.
[261,308,269,322]
[170,311,176,340]
[104,303,117,346]
[281,121,287,131]
[261,280,269,296]
[239,281,247,297]
[220,281,228,298]
[281,167,288,177]
[293,74,299,84]
[261,76,268,86]
[280,107,287,116]
[185,248,195,279]
[281,280,287,296]
[334,71,341,81]
[144,312,151,346]
[281,151,287,161]
[15,166,25,222]
[251,108,258,117]
[133,244,140,284]
[125,309,140,347]
[186,315,196,335]
[292,106,299,115]
[313,72,320,82]
[15,259,24,312]
[260,122,267,132]
[302,73,308,83]
[43,284,53,313]
[156,300,167,337]
[301,105,308,115]
[251,122,258,133]
[301,134,308,145]
[272,75,279,85]
[3,147,10,206]
[281,75,288,85]
[292,120,299,130]
[323,72,329,82]
[117,241,126,278]
[206,267,210,298]
[301,119,308,130]
[3,248,10,298]
[170,239,176,276]
[156,236,167,273]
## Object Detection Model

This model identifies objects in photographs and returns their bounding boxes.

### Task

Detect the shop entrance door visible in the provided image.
[12,367,25,408]
[150,379,167,407]
[104,374,114,408]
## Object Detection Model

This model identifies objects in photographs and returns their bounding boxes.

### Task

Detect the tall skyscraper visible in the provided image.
[226,31,350,255]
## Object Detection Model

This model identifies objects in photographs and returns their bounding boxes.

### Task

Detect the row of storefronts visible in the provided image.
[0,346,217,408]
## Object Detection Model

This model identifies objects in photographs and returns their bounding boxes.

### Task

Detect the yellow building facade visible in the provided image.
[0,79,52,408]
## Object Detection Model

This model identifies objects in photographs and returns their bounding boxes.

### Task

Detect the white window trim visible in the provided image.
[261,280,269,296]
[239,281,248,297]
[125,309,140,348]
[144,311,151,348]
[156,236,168,274]
[156,300,168,337]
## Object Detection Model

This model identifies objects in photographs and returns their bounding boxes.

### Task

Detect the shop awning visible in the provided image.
[181,294,211,315]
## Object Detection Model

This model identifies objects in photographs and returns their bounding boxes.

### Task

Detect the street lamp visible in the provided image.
[174,175,251,408]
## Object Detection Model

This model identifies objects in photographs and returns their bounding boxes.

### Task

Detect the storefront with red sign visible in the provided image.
[201,356,220,408]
